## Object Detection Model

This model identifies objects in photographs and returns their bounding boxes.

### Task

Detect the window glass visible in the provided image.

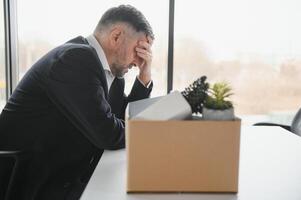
[0,2,6,109]
[17,0,168,96]
[174,0,301,124]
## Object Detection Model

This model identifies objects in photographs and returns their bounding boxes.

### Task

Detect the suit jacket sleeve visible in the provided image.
[116,78,153,120]
[45,46,125,150]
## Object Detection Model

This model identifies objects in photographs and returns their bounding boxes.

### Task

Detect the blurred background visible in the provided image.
[1,0,301,125]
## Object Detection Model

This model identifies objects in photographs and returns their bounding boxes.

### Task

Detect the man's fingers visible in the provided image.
[136,37,153,69]
[136,47,150,55]
[136,47,152,63]
[137,52,150,61]
[138,41,151,51]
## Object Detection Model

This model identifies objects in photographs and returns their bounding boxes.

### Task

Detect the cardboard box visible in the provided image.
[126,117,241,193]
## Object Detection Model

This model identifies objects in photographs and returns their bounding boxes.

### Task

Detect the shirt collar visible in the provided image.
[86,34,113,75]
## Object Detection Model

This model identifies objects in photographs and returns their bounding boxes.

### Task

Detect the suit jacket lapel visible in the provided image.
[66,36,109,99]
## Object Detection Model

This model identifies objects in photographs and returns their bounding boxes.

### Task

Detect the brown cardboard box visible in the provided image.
[126,117,241,193]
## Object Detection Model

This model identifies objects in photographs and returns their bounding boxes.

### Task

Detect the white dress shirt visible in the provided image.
[86,34,151,91]
[86,35,115,90]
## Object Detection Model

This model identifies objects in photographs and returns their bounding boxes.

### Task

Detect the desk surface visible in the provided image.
[81,126,301,200]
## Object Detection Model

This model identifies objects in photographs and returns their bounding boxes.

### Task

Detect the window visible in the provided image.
[17,0,168,97]
[174,0,301,123]
[0,1,6,109]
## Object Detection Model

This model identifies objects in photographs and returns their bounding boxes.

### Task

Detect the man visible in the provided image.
[0,5,154,199]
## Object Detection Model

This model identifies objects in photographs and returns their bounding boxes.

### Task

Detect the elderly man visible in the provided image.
[0,5,154,200]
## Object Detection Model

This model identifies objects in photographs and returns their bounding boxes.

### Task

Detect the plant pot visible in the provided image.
[202,107,235,120]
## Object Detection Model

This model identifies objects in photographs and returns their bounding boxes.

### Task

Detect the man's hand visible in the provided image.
[135,36,153,86]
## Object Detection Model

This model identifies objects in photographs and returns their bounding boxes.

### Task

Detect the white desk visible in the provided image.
[81,126,301,200]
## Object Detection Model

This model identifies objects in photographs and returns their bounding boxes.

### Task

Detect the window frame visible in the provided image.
[4,0,174,100]
[4,0,18,99]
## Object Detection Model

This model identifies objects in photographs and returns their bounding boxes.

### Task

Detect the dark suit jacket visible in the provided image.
[0,36,152,199]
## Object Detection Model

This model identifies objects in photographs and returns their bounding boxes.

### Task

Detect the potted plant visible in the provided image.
[203,82,235,120]
[181,76,209,115]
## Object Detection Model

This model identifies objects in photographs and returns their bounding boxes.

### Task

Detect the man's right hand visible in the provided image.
[135,36,153,86]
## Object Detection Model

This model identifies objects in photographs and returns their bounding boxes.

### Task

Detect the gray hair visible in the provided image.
[95,5,154,40]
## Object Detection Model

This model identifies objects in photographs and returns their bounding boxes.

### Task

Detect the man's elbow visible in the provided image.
[103,137,125,150]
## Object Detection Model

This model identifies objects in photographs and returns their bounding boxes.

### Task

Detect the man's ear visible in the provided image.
[109,26,123,48]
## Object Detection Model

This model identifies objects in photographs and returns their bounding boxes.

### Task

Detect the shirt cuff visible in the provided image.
[137,76,152,88]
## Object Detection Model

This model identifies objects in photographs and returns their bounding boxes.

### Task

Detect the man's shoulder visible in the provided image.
[49,37,103,74]
[65,36,88,45]
[56,36,94,55]
[57,42,96,61]
[62,43,94,54]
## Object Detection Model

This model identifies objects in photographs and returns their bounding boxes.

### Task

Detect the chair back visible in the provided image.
[291,108,301,136]
[0,151,20,200]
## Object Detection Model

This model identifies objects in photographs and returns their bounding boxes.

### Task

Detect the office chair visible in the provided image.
[0,151,22,200]
[254,108,301,136]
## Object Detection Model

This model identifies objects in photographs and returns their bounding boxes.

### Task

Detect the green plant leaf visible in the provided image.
[204,82,234,110]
